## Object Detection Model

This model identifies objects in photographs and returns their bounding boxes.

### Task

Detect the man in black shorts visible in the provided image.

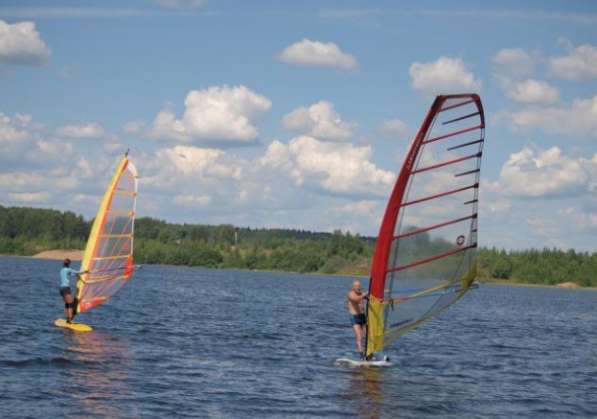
[347,280,368,358]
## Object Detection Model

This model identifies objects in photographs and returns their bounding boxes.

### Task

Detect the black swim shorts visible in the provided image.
[350,313,366,326]
[59,287,71,297]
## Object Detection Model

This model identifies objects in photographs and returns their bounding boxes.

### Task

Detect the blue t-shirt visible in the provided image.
[60,267,79,288]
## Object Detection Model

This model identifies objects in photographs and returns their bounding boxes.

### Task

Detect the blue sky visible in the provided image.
[1,0,596,251]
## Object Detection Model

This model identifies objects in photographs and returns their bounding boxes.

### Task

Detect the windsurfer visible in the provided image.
[59,258,87,323]
[347,280,368,358]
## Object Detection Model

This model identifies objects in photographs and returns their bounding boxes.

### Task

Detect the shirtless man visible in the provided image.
[347,280,368,358]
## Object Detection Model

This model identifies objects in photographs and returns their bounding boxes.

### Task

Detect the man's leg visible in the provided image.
[353,324,363,353]
[65,293,74,322]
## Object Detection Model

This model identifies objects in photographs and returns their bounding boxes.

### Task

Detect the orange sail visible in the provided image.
[76,154,138,314]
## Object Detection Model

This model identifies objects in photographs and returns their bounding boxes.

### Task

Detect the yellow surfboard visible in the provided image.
[54,318,93,332]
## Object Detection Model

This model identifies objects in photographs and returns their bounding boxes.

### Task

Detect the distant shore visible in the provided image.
[12,249,594,290]
[481,278,597,291]
[31,249,84,261]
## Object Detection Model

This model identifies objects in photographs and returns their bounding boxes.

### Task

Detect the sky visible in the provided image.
[0,0,596,251]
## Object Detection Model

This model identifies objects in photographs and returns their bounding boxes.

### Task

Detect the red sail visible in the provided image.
[366,94,484,356]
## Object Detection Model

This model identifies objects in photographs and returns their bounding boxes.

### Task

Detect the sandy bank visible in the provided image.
[32,249,84,261]
[555,281,580,289]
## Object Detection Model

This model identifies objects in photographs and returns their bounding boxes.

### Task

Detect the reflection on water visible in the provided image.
[63,331,134,419]
[344,367,387,419]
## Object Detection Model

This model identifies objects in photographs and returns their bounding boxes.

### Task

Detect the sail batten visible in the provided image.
[365,94,485,357]
[422,124,482,144]
[76,155,138,314]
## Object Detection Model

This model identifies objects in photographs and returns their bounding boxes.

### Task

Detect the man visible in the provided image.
[347,280,368,358]
[59,258,87,323]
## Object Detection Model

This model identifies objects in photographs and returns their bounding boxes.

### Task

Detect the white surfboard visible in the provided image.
[334,356,392,367]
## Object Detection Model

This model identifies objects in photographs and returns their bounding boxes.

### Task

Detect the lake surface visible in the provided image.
[1,256,596,418]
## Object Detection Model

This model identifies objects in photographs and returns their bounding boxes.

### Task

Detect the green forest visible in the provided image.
[1,205,595,287]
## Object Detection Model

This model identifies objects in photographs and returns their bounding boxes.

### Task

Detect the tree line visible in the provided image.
[0,205,595,286]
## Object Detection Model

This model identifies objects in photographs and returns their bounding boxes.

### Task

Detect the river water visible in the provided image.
[1,256,596,418]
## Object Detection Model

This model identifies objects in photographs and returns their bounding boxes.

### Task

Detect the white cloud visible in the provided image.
[491,48,535,78]
[56,122,105,139]
[173,194,212,207]
[380,118,409,138]
[281,101,355,141]
[155,145,242,179]
[0,113,32,145]
[499,95,597,137]
[560,207,597,231]
[505,79,559,104]
[154,0,207,10]
[486,198,512,213]
[409,56,481,95]
[122,120,145,134]
[549,43,597,81]
[499,146,592,198]
[333,200,378,215]
[278,38,357,70]
[0,20,50,65]
[8,191,51,203]
[33,140,74,161]
[261,136,394,197]
[150,85,271,144]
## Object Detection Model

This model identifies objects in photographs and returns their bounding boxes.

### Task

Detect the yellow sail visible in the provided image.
[76,154,138,314]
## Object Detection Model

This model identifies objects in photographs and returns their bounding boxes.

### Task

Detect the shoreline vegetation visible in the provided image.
[2,205,596,288]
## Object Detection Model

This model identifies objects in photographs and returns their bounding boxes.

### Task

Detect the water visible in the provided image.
[1,256,596,418]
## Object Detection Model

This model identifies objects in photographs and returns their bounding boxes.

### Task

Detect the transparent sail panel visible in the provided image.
[78,159,138,313]
[379,95,483,349]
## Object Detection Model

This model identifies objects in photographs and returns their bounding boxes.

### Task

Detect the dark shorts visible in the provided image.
[351,313,366,326]
[59,287,71,298]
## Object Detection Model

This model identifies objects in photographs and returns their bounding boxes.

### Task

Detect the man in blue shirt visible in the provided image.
[59,258,87,323]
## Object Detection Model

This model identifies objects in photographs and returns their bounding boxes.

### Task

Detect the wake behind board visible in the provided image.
[335,356,392,368]
[54,318,93,332]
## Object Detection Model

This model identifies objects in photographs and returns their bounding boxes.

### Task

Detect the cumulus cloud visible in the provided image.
[499,146,592,198]
[56,122,105,139]
[549,43,597,81]
[0,20,50,65]
[505,79,559,104]
[261,136,394,197]
[499,95,597,137]
[0,112,32,145]
[560,207,597,231]
[333,200,378,215]
[409,56,481,95]
[122,120,146,134]
[150,85,271,144]
[491,48,535,78]
[281,101,355,141]
[154,0,208,10]
[8,191,51,203]
[155,145,242,179]
[173,194,212,207]
[380,118,409,138]
[278,38,357,70]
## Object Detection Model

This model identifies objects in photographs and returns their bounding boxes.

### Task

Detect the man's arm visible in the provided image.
[348,291,368,304]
